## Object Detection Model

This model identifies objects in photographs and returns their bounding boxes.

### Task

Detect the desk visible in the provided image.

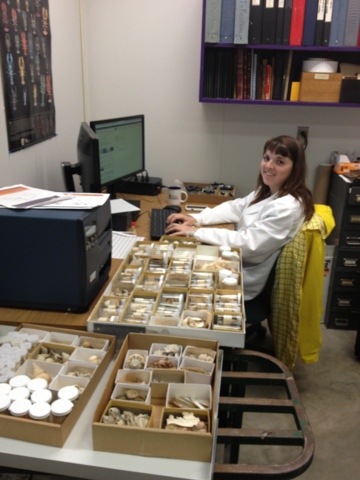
[0,192,214,330]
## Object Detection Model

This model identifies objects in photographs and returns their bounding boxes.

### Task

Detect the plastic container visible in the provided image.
[0,395,11,413]
[9,374,30,388]
[8,386,30,401]
[9,398,32,417]
[58,385,79,402]
[31,388,53,404]
[27,377,48,392]
[50,398,74,424]
[29,401,51,421]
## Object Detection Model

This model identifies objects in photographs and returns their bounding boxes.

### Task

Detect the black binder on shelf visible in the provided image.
[282,0,293,44]
[275,0,285,44]
[302,0,319,46]
[322,0,334,46]
[248,0,264,44]
[262,0,277,44]
[314,0,326,45]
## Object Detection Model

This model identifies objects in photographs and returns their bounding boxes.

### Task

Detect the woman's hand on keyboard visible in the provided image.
[166,213,195,226]
[165,221,199,237]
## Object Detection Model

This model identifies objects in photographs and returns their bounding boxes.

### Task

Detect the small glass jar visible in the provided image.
[58,385,79,403]
[221,277,238,290]
[0,383,11,396]
[50,398,74,424]
[9,374,30,388]
[8,386,30,401]
[31,388,53,404]
[9,398,32,418]
[27,377,48,393]
[0,395,11,414]
[29,402,51,422]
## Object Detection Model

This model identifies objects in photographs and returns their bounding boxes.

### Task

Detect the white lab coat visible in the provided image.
[190,191,305,300]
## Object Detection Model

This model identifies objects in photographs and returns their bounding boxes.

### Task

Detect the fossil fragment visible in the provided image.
[165,411,208,432]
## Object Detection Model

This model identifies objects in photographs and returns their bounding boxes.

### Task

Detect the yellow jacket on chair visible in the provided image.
[270,204,335,371]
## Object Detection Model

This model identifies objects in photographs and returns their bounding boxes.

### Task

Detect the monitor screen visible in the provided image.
[90,114,145,193]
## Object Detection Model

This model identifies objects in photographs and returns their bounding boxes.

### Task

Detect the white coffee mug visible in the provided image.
[167,186,188,205]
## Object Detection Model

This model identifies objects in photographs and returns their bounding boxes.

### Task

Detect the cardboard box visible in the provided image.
[92,333,219,461]
[299,72,342,103]
[87,242,246,347]
[0,324,116,447]
[184,182,235,205]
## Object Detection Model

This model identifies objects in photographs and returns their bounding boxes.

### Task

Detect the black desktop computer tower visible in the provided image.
[0,199,112,313]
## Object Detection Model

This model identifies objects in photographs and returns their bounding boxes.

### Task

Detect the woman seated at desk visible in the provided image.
[165,135,314,301]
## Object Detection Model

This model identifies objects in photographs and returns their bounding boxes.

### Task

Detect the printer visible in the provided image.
[0,199,112,312]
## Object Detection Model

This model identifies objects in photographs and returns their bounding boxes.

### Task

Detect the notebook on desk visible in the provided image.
[112,232,144,259]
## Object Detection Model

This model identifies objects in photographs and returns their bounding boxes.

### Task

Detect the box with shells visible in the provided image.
[99,399,153,428]
[49,374,90,395]
[151,290,185,324]
[115,369,152,385]
[29,343,75,364]
[179,357,215,385]
[166,383,212,410]
[74,336,109,351]
[182,346,216,363]
[69,347,106,365]
[133,272,165,293]
[120,293,156,326]
[123,349,148,370]
[145,355,180,370]
[179,310,212,330]
[14,359,63,385]
[92,332,219,461]
[161,408,210,433]
[111,266,142,295]
[87,296,126,324]
[61,360,98,379]
[149,343,182,358]
[110,384,151,404]
[0,324,116,448]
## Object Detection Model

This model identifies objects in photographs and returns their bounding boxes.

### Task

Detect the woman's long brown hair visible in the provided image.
[251,135,315,221]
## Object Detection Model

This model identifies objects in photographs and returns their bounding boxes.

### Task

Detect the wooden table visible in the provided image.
[0,192,227,330]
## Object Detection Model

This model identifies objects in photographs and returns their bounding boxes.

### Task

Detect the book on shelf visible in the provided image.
[282,50,293,100]
[236,48,244,98]
[344,0,360,46]
[275,0,285,44]
[329,0,348,47]
[204,0,222,43]
[262,0,278,44]
[220,0,236,43]
[314,0,326,45]
[302,0,319,46]
[282,0,293,44]
[322,0,334,46]
[234,0,251,44]
[272,50,286,100]
[289,0,306,45]
[248,0,264,44]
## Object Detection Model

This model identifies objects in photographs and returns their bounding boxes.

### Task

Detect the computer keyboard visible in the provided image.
[150,208,173,240]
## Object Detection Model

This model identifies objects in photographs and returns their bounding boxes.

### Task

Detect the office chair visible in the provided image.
[243,205,335,370]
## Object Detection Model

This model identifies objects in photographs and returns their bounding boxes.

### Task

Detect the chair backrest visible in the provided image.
[269,208,332,370]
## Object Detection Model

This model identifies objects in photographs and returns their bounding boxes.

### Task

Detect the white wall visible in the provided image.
[1,0,359,197]
[0,0,84,191]
[82,0,360,197]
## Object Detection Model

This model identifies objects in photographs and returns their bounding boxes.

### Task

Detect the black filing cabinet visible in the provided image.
[325,172,360,355]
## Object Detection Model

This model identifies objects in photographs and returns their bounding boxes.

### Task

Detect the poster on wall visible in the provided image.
[0,0,55,152]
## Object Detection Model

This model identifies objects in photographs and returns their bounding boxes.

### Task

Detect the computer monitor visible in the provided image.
[90,114,145,197]
[61,115,145,197]
[61,122,101,193]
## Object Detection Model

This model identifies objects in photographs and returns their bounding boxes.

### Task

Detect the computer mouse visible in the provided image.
[164,205,181,213]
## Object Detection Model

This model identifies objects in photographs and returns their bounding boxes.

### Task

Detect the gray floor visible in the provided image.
[245,323,360,479]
